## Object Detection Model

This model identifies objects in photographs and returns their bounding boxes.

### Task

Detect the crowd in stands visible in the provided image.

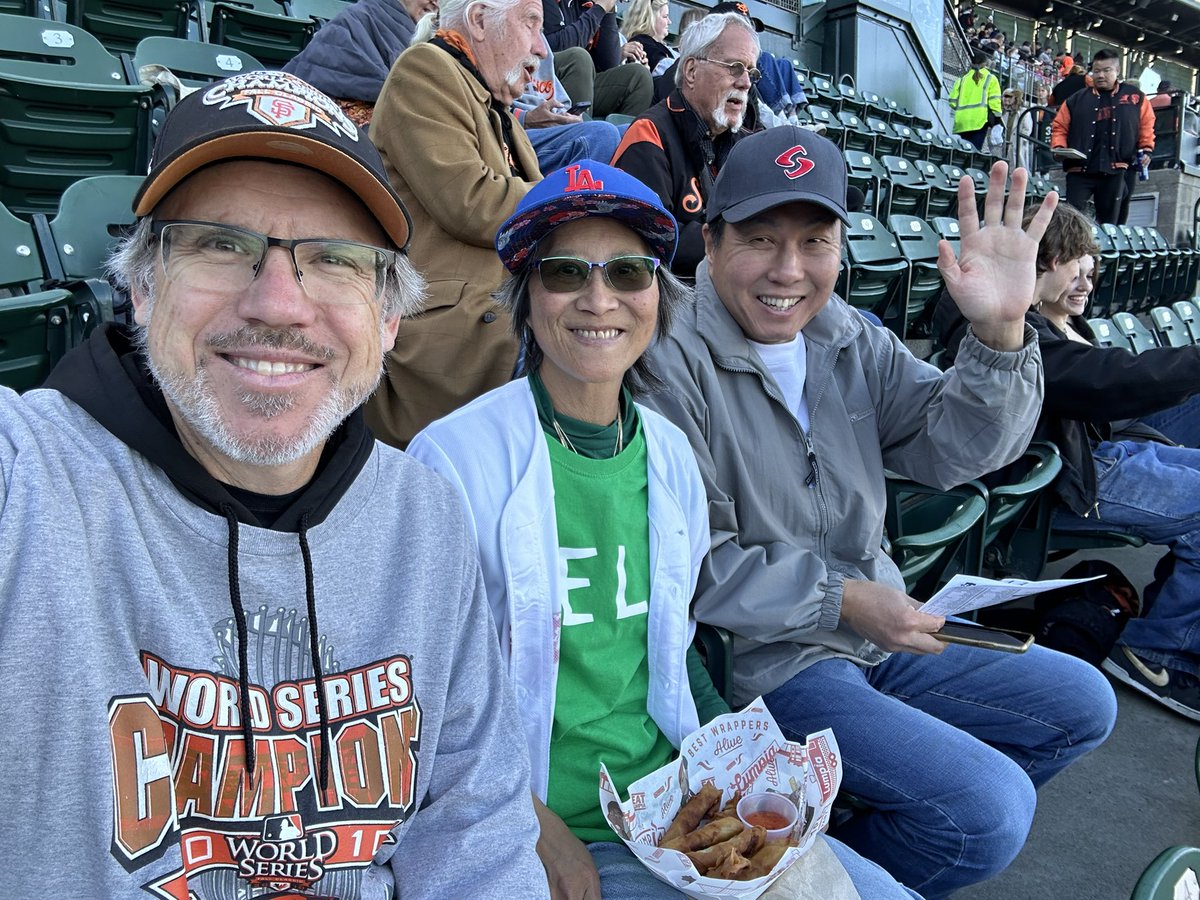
[4,0,1200,897]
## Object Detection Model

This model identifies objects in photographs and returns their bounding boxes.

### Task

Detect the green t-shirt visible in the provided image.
[543,428,676,844]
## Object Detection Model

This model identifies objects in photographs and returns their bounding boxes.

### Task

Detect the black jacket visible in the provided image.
[542,0,620,70]
[610,89,747,277]
[934,295,1200,516]
[1055,83,1153,173]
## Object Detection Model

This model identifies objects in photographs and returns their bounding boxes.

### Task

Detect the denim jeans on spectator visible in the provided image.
[587,833,923,898]
[1052,438,1200,675]
[527,120,622,175]
[763,646,1116,899]
[1139,393,1200,449]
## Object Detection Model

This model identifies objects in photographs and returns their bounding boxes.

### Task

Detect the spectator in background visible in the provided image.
[1033,82,1056,173]
[282,0,437,124]
[1151,80,1175,109]
[284,0,618,177]
[1051,63,1088,106]
[622,0,677,77]
[367,0,544,447]
[1057,49,1075,78]
[1051,49,1154,225]
[611,11,760,277]
[996,87,1033,170]
[949,50,1002,149]
[543,0,654,118]
[935,203,1200,723]
[514,36,623,172]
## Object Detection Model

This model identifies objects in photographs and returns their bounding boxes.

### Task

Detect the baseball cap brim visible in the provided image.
[133,130,412,251]
[717,188,850,225]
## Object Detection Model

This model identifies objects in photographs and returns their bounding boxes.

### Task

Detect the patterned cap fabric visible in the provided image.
[133,70,412,251]
[707,126,851,225]
[495,160,678,272]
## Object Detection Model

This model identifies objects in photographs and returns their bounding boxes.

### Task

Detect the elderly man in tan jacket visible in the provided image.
[368,0,544,447]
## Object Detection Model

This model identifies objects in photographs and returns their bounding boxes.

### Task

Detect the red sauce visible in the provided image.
[743,810,792,831]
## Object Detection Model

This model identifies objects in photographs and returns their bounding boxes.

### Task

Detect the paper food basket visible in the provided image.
[598,698,841,899]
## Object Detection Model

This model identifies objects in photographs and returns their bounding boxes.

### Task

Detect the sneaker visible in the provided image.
[1102,645,1200,722]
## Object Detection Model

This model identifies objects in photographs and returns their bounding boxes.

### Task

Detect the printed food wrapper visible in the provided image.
[598,698,841,899]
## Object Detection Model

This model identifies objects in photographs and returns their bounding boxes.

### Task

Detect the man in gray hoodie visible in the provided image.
[0,70,545,899]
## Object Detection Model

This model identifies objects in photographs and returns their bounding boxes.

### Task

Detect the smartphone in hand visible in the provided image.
[567,101,592,115]
[933,621,1034,653]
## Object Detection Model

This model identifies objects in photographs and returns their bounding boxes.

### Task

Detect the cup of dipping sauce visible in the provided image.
[736,793,798,841]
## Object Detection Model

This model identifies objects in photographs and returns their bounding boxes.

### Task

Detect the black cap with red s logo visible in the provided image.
[706,126,850,225]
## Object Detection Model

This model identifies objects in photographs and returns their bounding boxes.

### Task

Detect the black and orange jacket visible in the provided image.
[1051,82,1155,173]
[610,89,746,277]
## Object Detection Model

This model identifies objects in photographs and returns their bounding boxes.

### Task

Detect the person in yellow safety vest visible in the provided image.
[949,49,1002,149]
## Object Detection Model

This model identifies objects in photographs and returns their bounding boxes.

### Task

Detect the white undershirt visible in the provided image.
[749,335,811,433]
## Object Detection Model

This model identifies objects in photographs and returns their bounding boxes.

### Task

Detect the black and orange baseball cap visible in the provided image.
[132,70,412,251]
[710,1,764,32]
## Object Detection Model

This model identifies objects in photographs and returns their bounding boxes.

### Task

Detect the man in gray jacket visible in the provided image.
[643,126,1116,899]
[0,71,544,898]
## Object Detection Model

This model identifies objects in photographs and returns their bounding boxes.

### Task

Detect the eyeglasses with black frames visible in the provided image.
[150,220,397,305]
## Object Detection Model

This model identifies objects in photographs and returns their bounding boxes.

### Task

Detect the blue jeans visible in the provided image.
[1139,394,1200,449]
[527,120,622,173]
[587,834,922,898]
[763,646,1115,899]
[1053,439,1200,675]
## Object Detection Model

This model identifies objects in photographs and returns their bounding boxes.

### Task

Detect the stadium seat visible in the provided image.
[842,150,889,218]
[887,213,943,338]
[209,0,315,68]
[914,161,957,219]
[0,0,51,17]
[35,173,141,321]
[1130,224,1170,308]
[836,76,867,117]
[1111,311,1159,353]
[913,127,939,161]
[963,166,990,202]
[837,212,909,338]
[806,71,840,109]
[926,132,957,166]
[132,35,264,94]
[0,14,154,218]
[948,134,977,168]
[1149,306,1192,347]
[0,201,93,391]
[1088,316,1119,348]
[1142,226,1182,302]
[879,156,930,218]
[64,0,200,56]
[865,115,904,158]
[979,441,1063,579]
[1101,224,1147,314]
[287,0,349,24]
[1091,224,1123,318]
[929,216,960,255]
[1174,300,1200,343]
[884,476,987,599]
[693,623,732,703]
[805,105,842,146]
[1130,846,1200,900]
[837,110,875,154]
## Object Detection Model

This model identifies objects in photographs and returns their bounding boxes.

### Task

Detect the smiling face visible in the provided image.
[1043,253,1095,324]
[682,24,758,135]
[132,160,399,491]
[470,0,546,105]
[528,218,660,422]
[1034,254,1082,329]
[704,202,843,344]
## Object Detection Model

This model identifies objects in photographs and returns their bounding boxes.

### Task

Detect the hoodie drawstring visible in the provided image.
[221,504,332,794]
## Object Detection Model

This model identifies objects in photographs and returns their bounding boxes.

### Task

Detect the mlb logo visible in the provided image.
[250,93,313,129]
[262,814,305,842]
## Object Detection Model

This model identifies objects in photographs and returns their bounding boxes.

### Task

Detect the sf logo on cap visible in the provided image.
[565,165,604,192]
[775,145,815,180]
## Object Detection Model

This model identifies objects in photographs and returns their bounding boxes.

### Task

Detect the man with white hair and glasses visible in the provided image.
[611,10,760,278]
[0,71,544,897]
[367,0,545,447]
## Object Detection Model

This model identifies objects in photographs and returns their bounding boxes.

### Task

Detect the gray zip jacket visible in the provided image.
[643,262,1043,705]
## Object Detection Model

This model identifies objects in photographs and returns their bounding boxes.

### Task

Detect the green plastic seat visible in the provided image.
[1087,316,1119,348]
[64,0,200,57]
[914,160,957,219]
[1173,300,1200,344]
[1149,306,1191,348]
[0,200,93,391]
[1131,846,1200,900]
[842,149,889,218]
[693,623,733,703]
[880,156,930,219]
[286,0,349,23]
[979,441,1063,579]
[132,35,264,90]
[887,214,944,339]
[836,110,875,155]
[836,212,909,339]
[0,14,154,218]
[884,476,988,600]
[1111,311,1159,354]
[209,0,315,68]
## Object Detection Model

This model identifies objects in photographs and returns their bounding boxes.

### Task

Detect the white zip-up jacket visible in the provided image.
[409,379,705,798]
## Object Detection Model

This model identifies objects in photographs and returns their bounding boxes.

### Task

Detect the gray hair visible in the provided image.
[494,254,693,395]
[675,12,760,86]
[106,217,426,321]
[414,0,522,41]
